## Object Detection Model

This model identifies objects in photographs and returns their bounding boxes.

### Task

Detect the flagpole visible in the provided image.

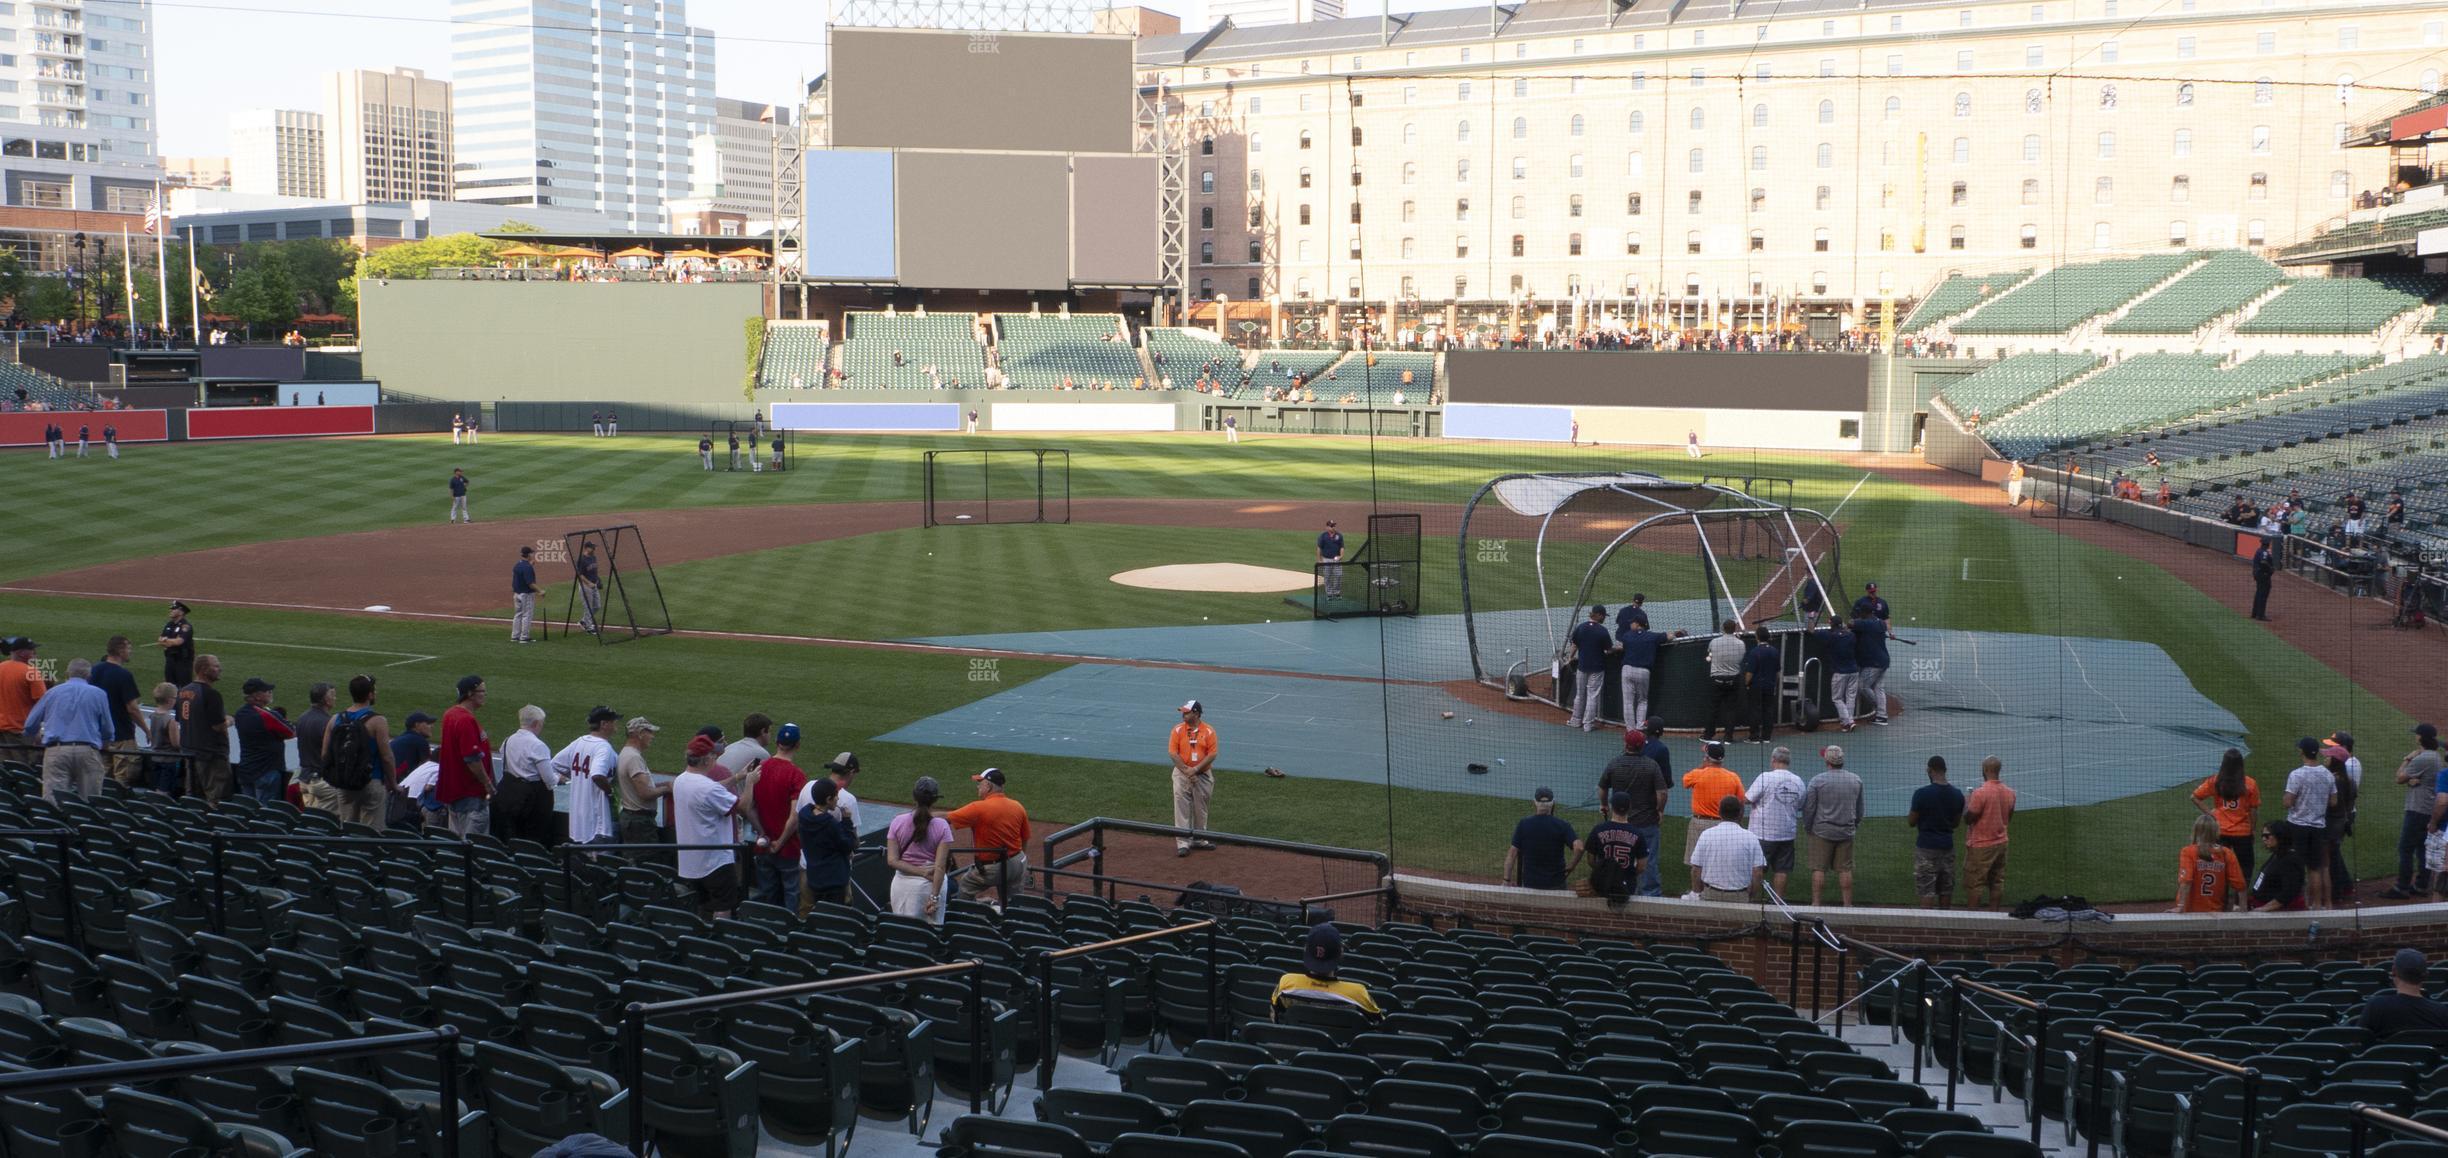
[120,224,134,337]
[186,225,202,347]
[153,183,170,337]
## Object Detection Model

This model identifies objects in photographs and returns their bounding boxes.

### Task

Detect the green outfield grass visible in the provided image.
[1,433,2414,900]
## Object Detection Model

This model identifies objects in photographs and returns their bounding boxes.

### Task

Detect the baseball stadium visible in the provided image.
[5,3,2448,1157]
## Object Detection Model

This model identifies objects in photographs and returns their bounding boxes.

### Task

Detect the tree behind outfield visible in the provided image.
[354,233,506,283]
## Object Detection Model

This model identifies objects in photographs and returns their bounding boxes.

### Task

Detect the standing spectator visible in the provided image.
[495,705,560,845]
[614,717,669,850]
[1597,730,1668,897]
[2173,813,2246,913]
[1615,613,1664,730]
[447,468,471,524]
[144,683,181,796]
[819,752,864,833]
[91,636,143,785]
[23,657,110,800]
[1851,605,1892,726]
[672,735,756,918]
[2324,733,2363,907]
[1906,756,1965,910]
[157,602,195,689]
[747,723,810,911]
[1169,702,1219,856]
[1640,716,1675,783]
[2283,737,2337,908]
[717,714,772,782]
[1703,622,1747,741]
[947,768,1029,907]
[293,682,337,815]
[1746,747,1806,899]
[1742,630,1781,743]
[2390,724,2443,899]
[1503,787,1577,891]
[1962,757,2016,910]
[1317,519,1345,600]
[1565,606,1613,732]
[2362,950,2448,1038]
[776,776,856,907]
[435,674,496,836]
[1689,796,1766,902]
[1580,791,1648,901]
[320,675,396,830]
[887,777,954,924]
[177,655,231,805]
[1681,741,1744,885]
[388,710,435,828]
[510,547,542,644]
[1800,745,1867,906]
[230,677,294,804]
[2191,749,2262,882]
[0,636,46,753]
[1814,617,1860,732]
[554,707,623,847]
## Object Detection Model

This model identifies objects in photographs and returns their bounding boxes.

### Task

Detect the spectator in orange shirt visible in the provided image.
[1680,740,1744,884]
[1169,700,1220,857]
[2191,749,2262,881]
[946,767,1029,906]
[1962,757,2016,910]
[0,636,46,752]
[2174,813,2246,913]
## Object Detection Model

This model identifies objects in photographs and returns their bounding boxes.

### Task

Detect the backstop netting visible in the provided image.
[923,449,1073,527]
[560,524,673,644]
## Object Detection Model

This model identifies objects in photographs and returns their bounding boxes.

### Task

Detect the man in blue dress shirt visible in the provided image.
[24,657,113,800]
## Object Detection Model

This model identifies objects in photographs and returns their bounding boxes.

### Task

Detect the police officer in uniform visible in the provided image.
[157,601,196,688]
[2251,539,2276,621]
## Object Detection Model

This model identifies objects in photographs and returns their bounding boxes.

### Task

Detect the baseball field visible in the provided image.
[6,429,2419,905]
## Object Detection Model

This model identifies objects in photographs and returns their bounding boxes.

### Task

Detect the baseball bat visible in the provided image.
[1890,636,1920,647]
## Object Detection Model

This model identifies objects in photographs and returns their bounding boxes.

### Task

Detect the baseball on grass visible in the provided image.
[1440,711,1455,719]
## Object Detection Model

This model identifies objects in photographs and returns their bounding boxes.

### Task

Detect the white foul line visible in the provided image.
[1828,471,1876,519]
[201,637,439,667]
[1959,558,2011,583]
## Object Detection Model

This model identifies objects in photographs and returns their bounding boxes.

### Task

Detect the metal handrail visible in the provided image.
[1039,816,1395,924]
[1942,973,2045,1142]
[2352,1103,2448,1158]
[621,958,990,1148]
[1299,885,1392,924]
[1036,920,1222,1092]
[0,1028,466,1155]
[2085,1027,2260,1158]
[206,830,505,931]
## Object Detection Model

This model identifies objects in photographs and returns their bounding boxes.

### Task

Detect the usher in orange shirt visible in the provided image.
[1170,720,1218,771]
[1684,765,1744,819]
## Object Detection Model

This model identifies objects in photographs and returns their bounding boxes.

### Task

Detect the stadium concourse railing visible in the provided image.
[1039,816,1399,926]
[2351,1105,2448,1158]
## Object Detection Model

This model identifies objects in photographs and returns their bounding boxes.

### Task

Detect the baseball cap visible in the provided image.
[826,752,859,774]
[455,674,485,698]
[912,776,941,805]
[775,723,801,746]
[1632,593,1646,603]
[587,706,620,726]
[1588,604,1607,619]
[1303,923,1343,977]
[1179,700,1203,714]
[404,711,436,727]
[626,716,660,734]
[240,677,275,694]
[2396,949,2428,980]
[1623,729,1646,750]
[1532,786,1555,803]
[2417,723,2439,741]
[696,725,725,742]
[2327,731,2356,753]
[973,767,1006,786]
[1704,739,1727,760]
[2297,737,2323,759]
[685,735,720,761]
[2,636,33,650]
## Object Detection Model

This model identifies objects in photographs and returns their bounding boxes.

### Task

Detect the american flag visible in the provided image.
[142,198,160,236]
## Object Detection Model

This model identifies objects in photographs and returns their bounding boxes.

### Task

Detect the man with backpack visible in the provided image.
[319,675,396,829]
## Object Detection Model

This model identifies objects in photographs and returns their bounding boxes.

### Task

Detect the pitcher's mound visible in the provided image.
[1111,563,1315,593]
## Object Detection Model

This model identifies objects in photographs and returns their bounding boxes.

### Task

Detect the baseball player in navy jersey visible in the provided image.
[575,541,604,634]
[510,546,543,643]
[103,424,118,460]
[699,434,714,470]
[448,468,471,523]
[75,424,88,458]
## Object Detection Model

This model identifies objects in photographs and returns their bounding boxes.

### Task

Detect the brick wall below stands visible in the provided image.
[1393,875,2448,1002]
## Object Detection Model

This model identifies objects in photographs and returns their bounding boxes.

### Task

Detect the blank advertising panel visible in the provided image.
[802,150,897,281]
[1070,155,1162,285]
[830,28,1132,154]
[896,152,1070,291]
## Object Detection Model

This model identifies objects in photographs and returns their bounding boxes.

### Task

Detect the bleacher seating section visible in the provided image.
[1985,353,2365,459]
[1144,327,1246,388]
[0,361,88,410]
[994,314,1146,390]
[1353,351,1438,401]
[2234,275,2442,336]
[1898,270,2031,334]
[1247,350,1346,391]
[2426,306,2448,334]
[2102,251,2285,335]
[1933,352,2102,422]
[2275,207,2448,262]
[1950,254,2197,335]
[755,321,828,390]
[839,311,990,390]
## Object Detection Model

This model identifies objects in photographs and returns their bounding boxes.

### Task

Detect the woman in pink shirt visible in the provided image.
[886,776,955,924]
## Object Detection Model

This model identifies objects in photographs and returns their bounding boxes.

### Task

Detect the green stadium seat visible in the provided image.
[994,314,1147,390]
[1902,270,2035,334]
[839,310,990,390]
[1179,1097,1312,1158]
[1954,254,2199,335]
[2106,251,2286,334]
[2238,276,2441,334]
[1034,1087,1170,1148]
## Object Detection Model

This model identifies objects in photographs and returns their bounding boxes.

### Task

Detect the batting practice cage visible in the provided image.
[559,524,673,644]
[1313,512,1423,620]
[712,421,788,473]
[922,448,1071,527]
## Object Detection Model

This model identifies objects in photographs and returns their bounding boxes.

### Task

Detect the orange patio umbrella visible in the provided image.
[495,243,552,259]
[664,247,719,260]
[719,246,770,260]
[608,245,659,259]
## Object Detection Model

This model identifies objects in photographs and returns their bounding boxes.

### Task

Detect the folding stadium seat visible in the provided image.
[1034,1087,1169,1149]
[429,986,522,1046]
[0,1068,107,1158]
[1627,1082,1744,1120]
[1366,1077,1492,1140]
[1692,1040,1785,1071]
[909,976,1019,1113]
[290,1065,491,1158]
[1350,1031,1447,1067]
[1497,1089,1624,1143]
[269,995,368,1065]
[2312,1079,2414,1112]
[54,1015,157,1070]
[938,1113,1096,1158]
[2111,1053,2212,1157]
[1881,1108,1990,1150]
[104,1083,305,1158]
[0,1003,63,1067]
[1183,1037,1271,1078]
[810,993,936,1135]
[470,1041,618,1158]
[518,1002,622,1074]
[718,1000,860,1154]
[1826,1077,1938,1116]
[1049,958,1126,1064]
[1634,1104,1762,1157]
[1242,1062,1363,1128]
[24,937,112,1020]
[6,856,73,944]
[1919,1131,2046,1158]
[1756,1093,1868,1132]
[1321,1112,1461,1158]
[340,965,433,1026]
[1465,1040,1569,1081]
[96,953,190,1039]
[1710,1063,1814,1107]
[1243,1019,1337,1062]
[1178,1097,1312,1158]
[2370,1142,2448,1158]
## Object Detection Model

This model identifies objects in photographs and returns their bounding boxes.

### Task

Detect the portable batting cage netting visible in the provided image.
[1313,512,1424,620]
[559,524,674,644]
[922,449,1073,527]
[1456,471,1843,727]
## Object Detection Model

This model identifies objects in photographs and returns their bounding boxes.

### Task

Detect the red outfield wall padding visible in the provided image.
[186,405,376,440]
[0,409,169,448]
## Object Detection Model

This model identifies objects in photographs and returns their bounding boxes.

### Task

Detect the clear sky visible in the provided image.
[154,0,1485,158]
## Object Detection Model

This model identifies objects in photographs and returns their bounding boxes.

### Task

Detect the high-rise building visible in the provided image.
[1201,0,1339,30]
[326,67,455,204]
[164,157,232,191]
[229,109,325,199]
[665,97,788,235]
[0,0,162,264]
[449,0,716,232]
